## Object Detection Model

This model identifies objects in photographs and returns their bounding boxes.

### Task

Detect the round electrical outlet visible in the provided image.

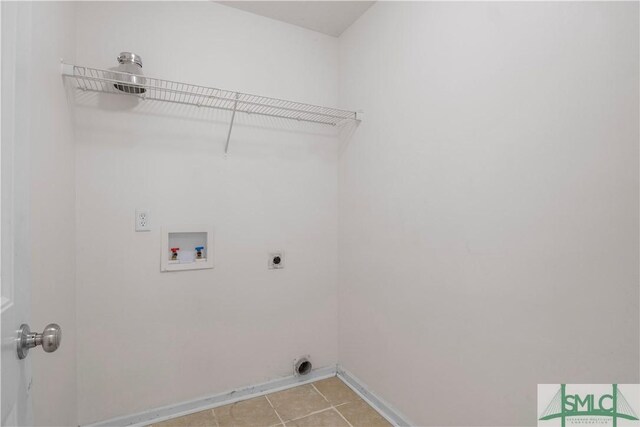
[269,252,284,269]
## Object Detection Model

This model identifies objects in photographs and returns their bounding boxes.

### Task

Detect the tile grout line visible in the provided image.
[287,404,354,427]
[160,380,361,427]
[311,383,330,403]
[264,394,286,426]
[210,408,219,427]
[282,382,335,422]
[286,406,335,423]
[333,406,355,427]
[267,382,336,425]
[294,383,355,427]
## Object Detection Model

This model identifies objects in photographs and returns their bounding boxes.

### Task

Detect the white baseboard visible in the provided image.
[85,364,412,427]
[85,366,337,427]
[337,365,413,427]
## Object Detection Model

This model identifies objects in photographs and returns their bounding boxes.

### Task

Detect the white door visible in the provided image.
[1,2,34,425]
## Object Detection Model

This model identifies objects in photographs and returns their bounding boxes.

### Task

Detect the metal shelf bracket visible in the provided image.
[225,93,239,155]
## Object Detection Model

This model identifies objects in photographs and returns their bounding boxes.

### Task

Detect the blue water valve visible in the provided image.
[195,246,204,259]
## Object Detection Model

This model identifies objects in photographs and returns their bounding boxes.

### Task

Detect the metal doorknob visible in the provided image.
[17,323,62,359]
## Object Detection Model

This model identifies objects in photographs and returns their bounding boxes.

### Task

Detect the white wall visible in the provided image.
[27,2,78,426]
[73,2,340,424]
[338,2,639,426]
[19,2,638,426]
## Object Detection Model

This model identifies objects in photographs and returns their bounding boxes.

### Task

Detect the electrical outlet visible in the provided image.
[135,209,150,231]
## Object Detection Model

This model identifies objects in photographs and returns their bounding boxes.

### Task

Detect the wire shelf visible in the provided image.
[62,64,359,126]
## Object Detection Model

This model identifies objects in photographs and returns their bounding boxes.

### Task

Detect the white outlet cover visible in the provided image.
[136,209,150,231]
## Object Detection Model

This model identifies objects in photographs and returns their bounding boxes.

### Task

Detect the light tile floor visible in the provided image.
[150,377,392,427]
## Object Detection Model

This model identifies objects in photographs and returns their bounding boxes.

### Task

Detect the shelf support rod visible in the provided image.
[224,93,239,154]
